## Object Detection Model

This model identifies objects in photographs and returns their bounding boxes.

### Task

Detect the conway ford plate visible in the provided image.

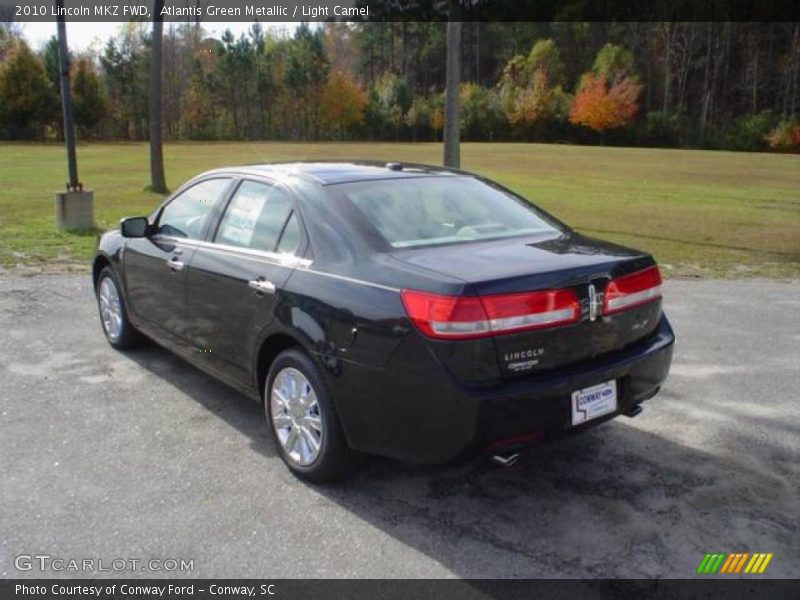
[571,380,617,426]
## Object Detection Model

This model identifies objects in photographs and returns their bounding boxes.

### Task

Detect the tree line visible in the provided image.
[1,21,799,152]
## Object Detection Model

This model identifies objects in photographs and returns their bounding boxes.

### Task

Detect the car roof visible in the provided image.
[201,161,465,185]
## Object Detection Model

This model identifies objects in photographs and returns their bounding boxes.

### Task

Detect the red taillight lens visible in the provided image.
[602,266,662,315]
[400,291,490,338]
[400,288,580,340]
[482,289,580,332]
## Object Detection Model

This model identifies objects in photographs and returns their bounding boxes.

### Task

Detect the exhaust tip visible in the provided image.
[623,404,643,418]
[492,452,520,468]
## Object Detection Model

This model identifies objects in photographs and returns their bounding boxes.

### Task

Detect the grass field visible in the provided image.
[0,142,798,277]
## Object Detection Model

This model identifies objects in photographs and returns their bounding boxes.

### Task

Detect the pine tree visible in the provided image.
[72,57,107,137]
[0,41,58,139]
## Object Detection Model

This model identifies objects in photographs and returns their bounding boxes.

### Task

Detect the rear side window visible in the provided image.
[156,178,230,239]
[216,181,293,252]
[336,176,561,248]
[276,212,302,255]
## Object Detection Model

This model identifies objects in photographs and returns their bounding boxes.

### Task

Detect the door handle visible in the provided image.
[167,256,185,272]
[248,278,276,294]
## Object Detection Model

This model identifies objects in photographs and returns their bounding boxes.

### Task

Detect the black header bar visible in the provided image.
[2,579,800,600]
[2,0,799,23]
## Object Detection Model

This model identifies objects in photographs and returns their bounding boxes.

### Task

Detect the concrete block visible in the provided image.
[55,190,94,231]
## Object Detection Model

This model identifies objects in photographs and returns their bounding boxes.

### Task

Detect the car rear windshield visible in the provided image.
[335,176,562,248]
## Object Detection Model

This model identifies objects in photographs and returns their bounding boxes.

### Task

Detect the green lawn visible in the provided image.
[1,142,798,277]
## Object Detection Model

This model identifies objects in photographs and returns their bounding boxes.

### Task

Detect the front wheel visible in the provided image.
[265,349,354,482]
[96,267,145,350]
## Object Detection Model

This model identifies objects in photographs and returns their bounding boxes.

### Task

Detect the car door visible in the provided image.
[186,178,308,383]
[123,177,233,344]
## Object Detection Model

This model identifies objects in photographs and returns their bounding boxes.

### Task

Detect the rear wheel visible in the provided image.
[96,267,145,350]
[265,349,353,482]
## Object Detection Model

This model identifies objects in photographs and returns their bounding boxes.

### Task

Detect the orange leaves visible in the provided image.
[765,119,800,152]
[320,69,367,133]
[430,108,444,133]
[569,73,643,132]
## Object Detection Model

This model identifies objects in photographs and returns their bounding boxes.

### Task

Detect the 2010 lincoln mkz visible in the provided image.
[93,162,675,481]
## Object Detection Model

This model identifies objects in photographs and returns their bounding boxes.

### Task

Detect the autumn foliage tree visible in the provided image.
[430,106,444,141]
[765,118,800,152]
[498,39,568,137]
[569,44,643,132]
[321,69,366,138]
[569,74,643,131]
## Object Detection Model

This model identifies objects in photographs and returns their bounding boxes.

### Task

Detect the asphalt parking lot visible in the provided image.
[1,274,798,578]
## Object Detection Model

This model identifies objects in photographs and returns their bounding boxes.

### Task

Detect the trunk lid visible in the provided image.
[392,232,662,380]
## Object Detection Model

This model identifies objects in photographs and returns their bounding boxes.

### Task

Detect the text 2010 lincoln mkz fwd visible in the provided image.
[93,162,674,481]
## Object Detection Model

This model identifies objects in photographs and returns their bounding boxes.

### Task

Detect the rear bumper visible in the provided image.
[474,316,674,449]
[330,315,675,464]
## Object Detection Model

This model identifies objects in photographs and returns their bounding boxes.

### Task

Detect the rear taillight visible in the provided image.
[400,288,580,340]
[602,265,662,315]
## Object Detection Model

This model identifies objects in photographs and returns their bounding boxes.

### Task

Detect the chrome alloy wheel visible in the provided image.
[270,367,324,466]
[98,277,123,341]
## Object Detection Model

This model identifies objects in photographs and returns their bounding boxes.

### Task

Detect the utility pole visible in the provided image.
[56,0,77,189]
[54,0,94,230]
[148,0,168,193]
[443,0,461,168]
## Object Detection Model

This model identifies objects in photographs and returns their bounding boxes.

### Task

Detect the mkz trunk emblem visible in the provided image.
[588,284,599,322]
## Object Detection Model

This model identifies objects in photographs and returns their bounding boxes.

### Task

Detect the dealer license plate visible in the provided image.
[571,380,617,426]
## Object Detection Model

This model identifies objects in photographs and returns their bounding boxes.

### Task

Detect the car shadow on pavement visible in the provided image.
[124,344,278,459]
[321,424,797,578]
[126,343,798,579]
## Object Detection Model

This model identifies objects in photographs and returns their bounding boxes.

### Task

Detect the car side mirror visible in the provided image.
[120,216,150,238]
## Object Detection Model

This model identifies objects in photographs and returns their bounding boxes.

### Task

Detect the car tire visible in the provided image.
[96,266,146,350]
[265,349,354,483]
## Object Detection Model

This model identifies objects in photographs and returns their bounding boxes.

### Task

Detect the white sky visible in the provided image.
[19,21,298,52]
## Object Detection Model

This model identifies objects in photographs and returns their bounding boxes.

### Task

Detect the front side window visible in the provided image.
[215,180,294,252]
[156,178,230,239]
[336,176,562,248]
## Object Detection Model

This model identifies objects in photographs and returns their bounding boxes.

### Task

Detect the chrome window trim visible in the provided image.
[152,235,312,269]
[150,235,399,292]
